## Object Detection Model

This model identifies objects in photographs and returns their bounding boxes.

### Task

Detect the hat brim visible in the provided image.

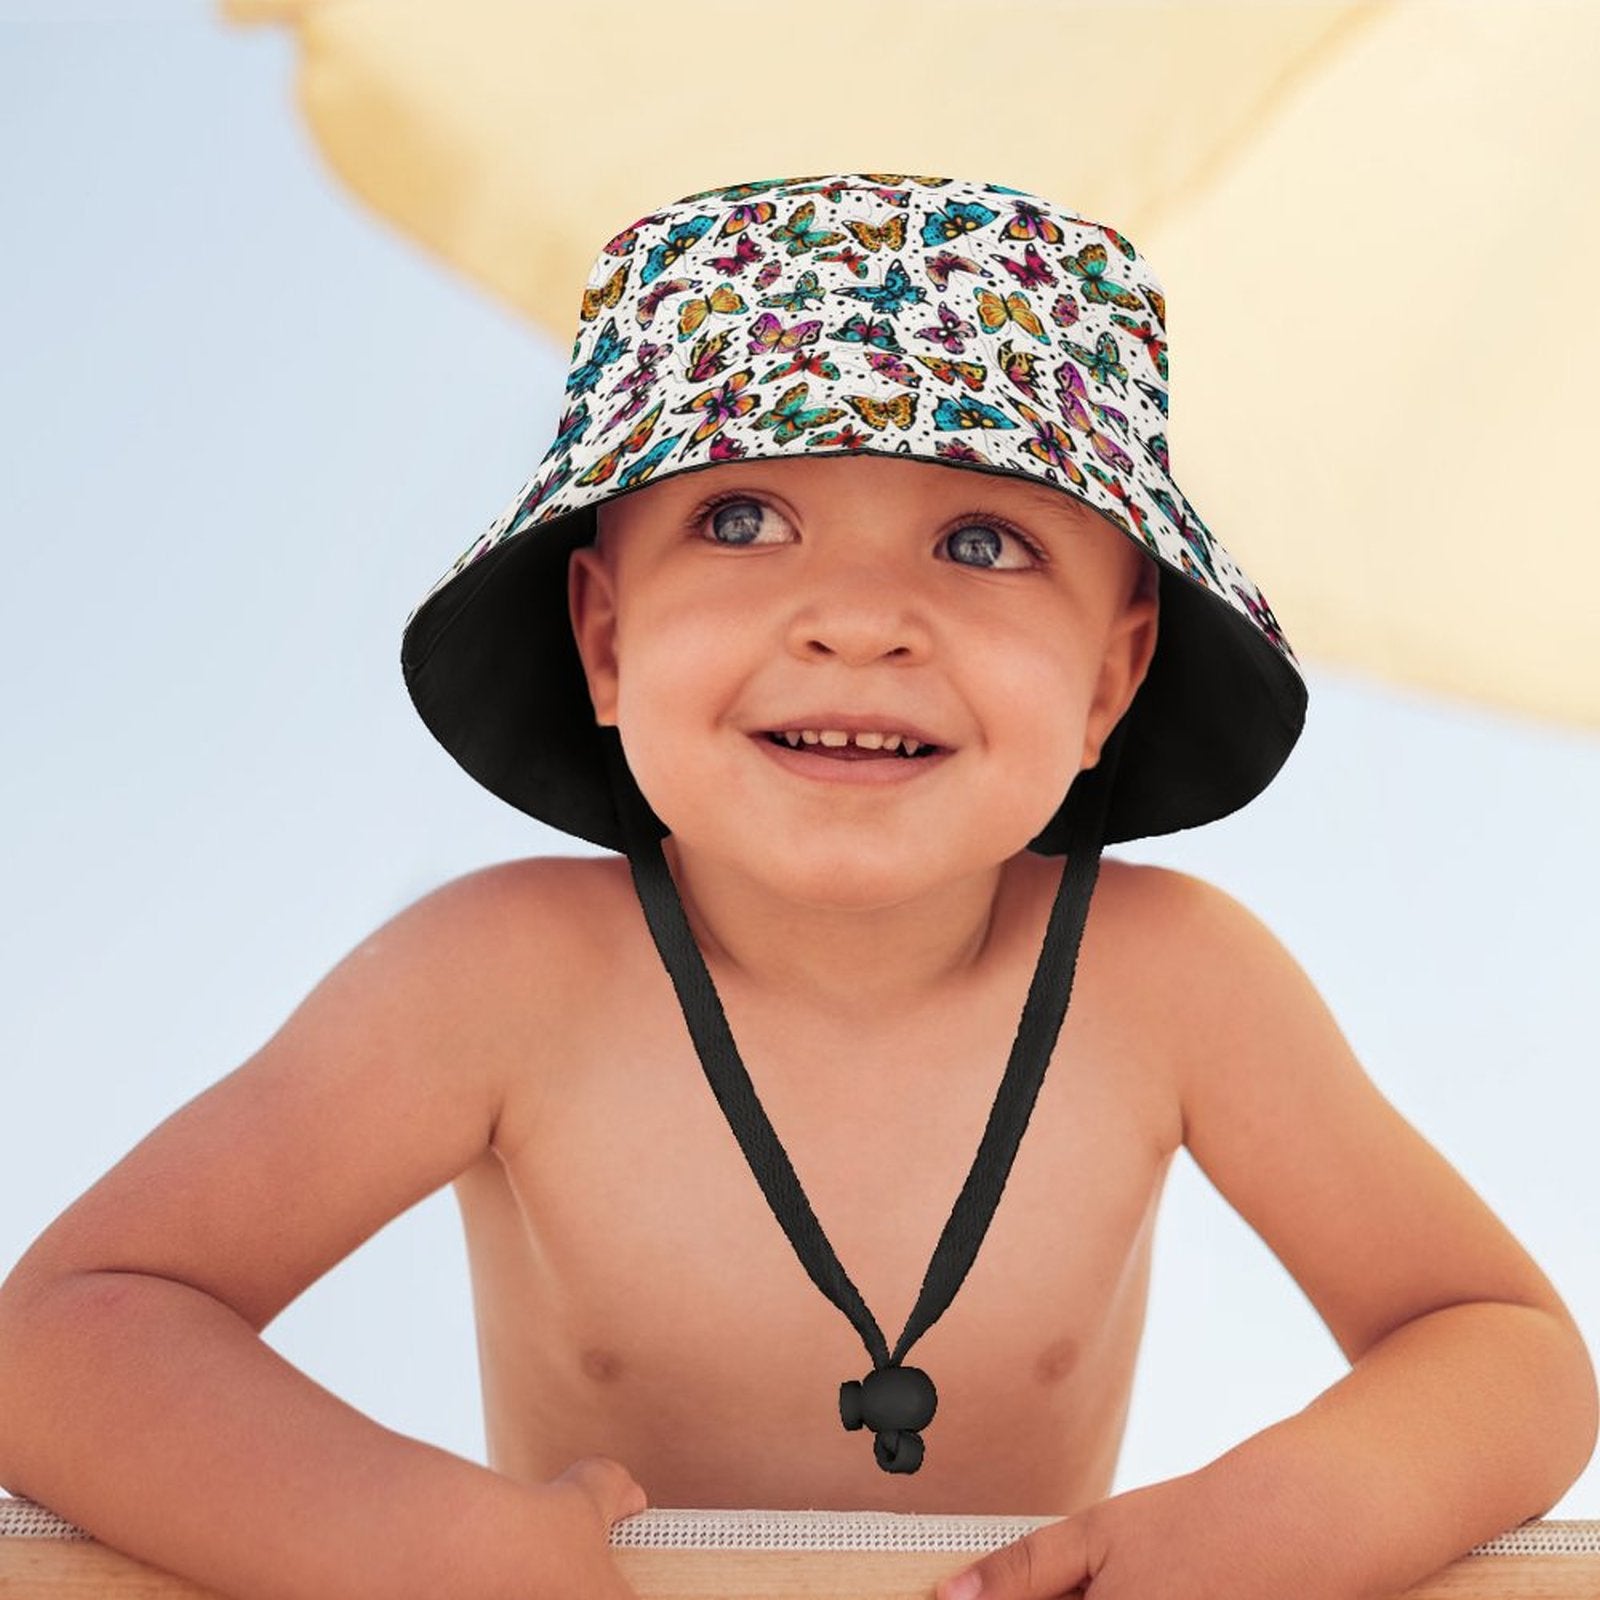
[400,497,1307,854]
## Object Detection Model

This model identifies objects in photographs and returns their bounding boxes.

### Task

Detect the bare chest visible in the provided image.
[453,861,1180,1515]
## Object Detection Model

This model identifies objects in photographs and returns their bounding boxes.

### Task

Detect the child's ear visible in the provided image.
[568,544,621,727]
[1081,564,1160,769]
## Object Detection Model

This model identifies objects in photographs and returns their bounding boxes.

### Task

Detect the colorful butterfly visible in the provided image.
[844,259,927,317]
[995,344,1045,399]
[677,284,747,342]
[580,262,629,323]
[806,424,878,452]
[1011,399,1084,484]
[770,200,846,255]
[920,197,1000,248]
[549,401,593,457]
[1000,200,1068,245]
[842,214,908,254]
[830,312,901,352]
[564,319,630,398]
[715,200,778,236]
[974,287,1048,343]
[815,246,874,279]
[1063,331,1129,393]
[922,251,987,292]
[1061,243,1144,311]
[599,222,642,259]
[636,277,693,328]
[754,381,848,445]
[759,347,844,385]
[685,329,735,382]
[608,339,671,389]
[1134,378,1169,417]
[1110,312,1168,380]
[1150,487,1221,585]
[758,269,825,312]
[707,234,765,277]
[912,352,987,391]
[931,438,993,467]
[617,430,694,490]
[641,215,715,285]
[998,242,1058,290]
[576,399,668,485]
[1139,431,1171,476]
[914,302,978,354]
[748,311,823,356]
[1096,226,1139,262]
[844,392,917,431]
[863,349,924,387]
[930,394,1017,433]
[670,368,762,446]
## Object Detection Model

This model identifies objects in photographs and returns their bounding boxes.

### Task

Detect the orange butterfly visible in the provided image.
[677,284,747,341]
[581,263,629,323]
[974,288,1048,343]
[912,353,987,392]
[843,214,908,253]
[845,392,918,431]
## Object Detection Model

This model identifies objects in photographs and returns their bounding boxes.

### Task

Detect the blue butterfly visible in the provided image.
[565,319,631,398]
[920,198,999,248]
[618,432,691,488]
[931,395,1016,432]
[841,259,928,317]
[830,312,902,351]
[641,215,716,286]
[1134,379,1168,416]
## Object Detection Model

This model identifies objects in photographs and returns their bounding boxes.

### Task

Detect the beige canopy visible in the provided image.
[222,0,1599,732]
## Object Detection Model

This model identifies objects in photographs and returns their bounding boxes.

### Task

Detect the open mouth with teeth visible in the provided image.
[761,732,944,760]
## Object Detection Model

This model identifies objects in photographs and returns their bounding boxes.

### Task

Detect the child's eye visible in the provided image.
[693,493,791,546]
[942,518,1046,570]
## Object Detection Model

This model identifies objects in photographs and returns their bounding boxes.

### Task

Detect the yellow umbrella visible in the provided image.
[222,0,1599,732]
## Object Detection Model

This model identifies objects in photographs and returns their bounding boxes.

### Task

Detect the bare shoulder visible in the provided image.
[0,853,622,1332]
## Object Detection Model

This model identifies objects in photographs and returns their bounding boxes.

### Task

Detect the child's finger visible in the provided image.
[937,1514,1091,1600]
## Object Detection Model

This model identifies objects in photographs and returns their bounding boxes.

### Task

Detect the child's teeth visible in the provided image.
[776,729,928,754]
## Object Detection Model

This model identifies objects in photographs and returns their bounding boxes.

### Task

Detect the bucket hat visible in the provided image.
[401,172,1308,1477]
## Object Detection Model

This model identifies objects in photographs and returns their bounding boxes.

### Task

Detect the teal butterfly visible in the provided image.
[758,269,826,313]
[617,431,693,489]
[564,319,630,398]
[842,259,928,316]
[641,215,715,286]
[930,394,1016,433]
[770,199,846,256]
[831,312,902,352]
[1061,243,1143,311]
[919,197,999,247]
[754,381,848,445]
[1062,331,1129,395]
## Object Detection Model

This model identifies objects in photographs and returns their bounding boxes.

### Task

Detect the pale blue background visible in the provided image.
[2,5,1596,1518]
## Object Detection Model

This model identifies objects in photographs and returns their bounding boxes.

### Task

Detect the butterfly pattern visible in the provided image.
[408,173,1295,671]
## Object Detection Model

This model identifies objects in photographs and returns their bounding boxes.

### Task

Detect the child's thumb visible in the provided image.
[560,1454,649,1524]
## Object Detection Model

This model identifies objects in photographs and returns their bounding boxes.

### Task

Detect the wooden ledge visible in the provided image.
[3,1498,1598,1598]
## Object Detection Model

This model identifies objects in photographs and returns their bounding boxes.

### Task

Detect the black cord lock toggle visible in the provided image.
[839,1363,938,1474]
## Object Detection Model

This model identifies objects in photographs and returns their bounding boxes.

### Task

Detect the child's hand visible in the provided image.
[935,1471,1259,1600]
[534,1455,651,1598]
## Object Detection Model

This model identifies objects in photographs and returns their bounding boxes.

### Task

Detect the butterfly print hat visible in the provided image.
[402,171,1305,851]
[399,172,1311,1479]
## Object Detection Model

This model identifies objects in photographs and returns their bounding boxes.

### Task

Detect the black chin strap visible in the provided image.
[602,725,1125,1474]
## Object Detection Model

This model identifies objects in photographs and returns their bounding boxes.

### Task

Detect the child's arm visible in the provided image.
[939,866,1598,1600]
[0,861,647,1600]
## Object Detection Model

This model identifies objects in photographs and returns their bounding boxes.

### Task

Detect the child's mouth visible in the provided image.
[761,732,942,761]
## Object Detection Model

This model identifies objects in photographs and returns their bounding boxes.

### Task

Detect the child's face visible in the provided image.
[568,454,1158,905]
